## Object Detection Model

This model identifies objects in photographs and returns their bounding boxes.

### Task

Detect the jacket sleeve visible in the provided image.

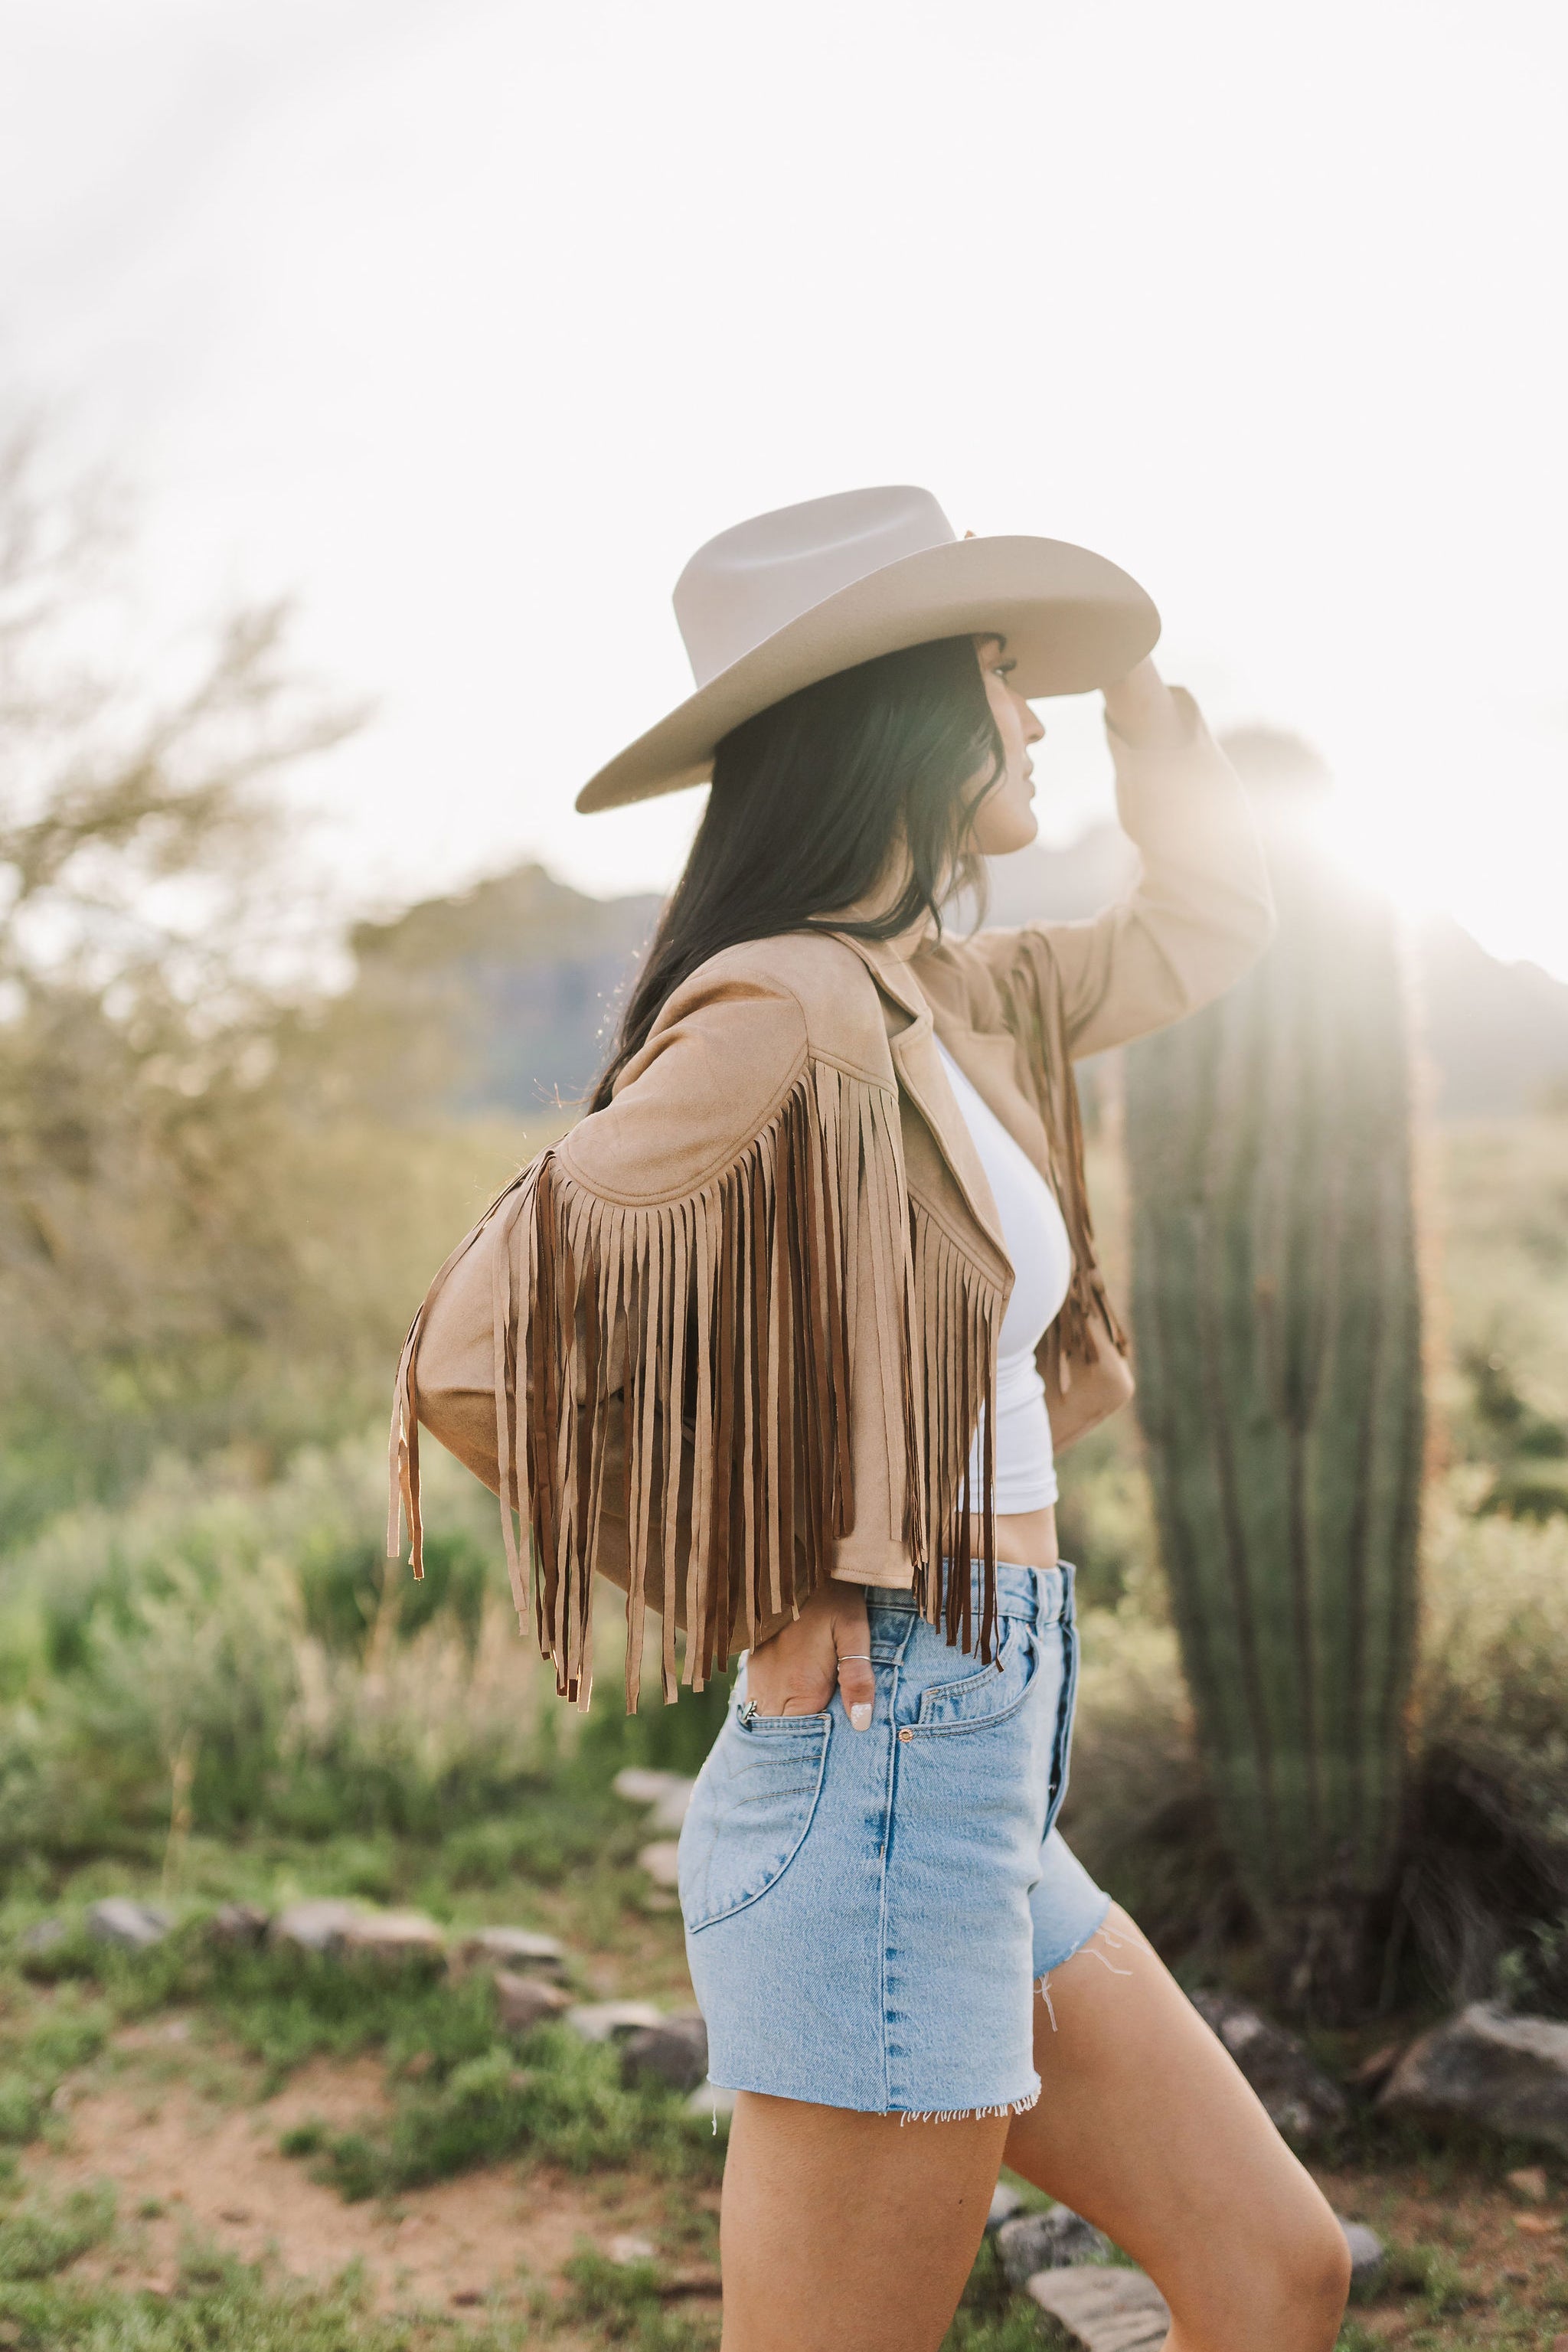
[976,685,1276,1060]
[388,959,898,1713]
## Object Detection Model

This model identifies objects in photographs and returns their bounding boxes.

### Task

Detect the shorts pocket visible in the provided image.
[915,1617,1041,1733]
[678,1710,830,1932]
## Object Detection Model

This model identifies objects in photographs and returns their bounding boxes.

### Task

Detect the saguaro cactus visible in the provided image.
[1123,730,1425,2018]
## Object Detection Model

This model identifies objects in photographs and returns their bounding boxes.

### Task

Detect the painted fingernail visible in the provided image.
[850,1701,872,1732]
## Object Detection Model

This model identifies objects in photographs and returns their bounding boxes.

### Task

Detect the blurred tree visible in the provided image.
[1122,728,1426,2021]
[0,423,386,1530]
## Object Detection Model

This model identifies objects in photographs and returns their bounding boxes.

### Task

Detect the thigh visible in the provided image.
[720,2089,1008,2352]
[1004,1903,1349,2342]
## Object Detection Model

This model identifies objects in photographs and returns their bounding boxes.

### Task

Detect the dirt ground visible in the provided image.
[21,2014,721,2328]
[18,2012,1568,2344]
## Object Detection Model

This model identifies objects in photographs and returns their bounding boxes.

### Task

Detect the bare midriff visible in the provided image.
[993,1502,1060,1573]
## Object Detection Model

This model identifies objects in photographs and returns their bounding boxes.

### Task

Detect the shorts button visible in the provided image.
[898,1728,913,1743]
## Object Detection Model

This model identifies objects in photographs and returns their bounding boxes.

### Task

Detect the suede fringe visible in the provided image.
[388,1058,1002,1713]
[998,936,1130,1399]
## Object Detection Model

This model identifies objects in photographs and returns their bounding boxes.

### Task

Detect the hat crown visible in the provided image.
[674,485,956,690]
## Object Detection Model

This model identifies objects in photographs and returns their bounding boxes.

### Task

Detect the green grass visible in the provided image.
[286,2026,720,2199]
[0,2250,531,2349]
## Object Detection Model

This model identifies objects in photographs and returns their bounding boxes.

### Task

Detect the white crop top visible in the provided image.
[935,1040,1075,1513]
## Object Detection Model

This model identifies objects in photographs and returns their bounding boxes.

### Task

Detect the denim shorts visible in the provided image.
[677,1559,1113,2118]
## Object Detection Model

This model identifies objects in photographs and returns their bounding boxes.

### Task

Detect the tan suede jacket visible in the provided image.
[389,686,1276,1711]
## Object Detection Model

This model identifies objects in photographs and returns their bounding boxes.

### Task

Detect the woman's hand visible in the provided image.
[1101,654,1177,747]
[743,1578,876,1730]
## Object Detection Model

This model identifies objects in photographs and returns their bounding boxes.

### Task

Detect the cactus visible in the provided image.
[1122,730,1425,2017]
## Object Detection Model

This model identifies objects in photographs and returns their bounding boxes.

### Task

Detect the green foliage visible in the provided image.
[0,2246,528,2349]
[291,2025,720,2200]
[939,2233,1057,2351]
[0,2180,115,2280]
[0,1988,109,2148]
[1122,736,1425,2015]
[556,2247,717,2349]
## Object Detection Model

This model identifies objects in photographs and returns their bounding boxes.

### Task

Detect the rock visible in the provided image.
[987,2182,1024,2232]
[1189,1988,1348,2146]
[619,2012,709,2093]
[494,1970,573,2035]
[648,1779,697,1833]
[270,1900,364,1955]
[87,1899,172,1951]
[452,1926,566,1976]
[686,2080,740,2120]
[566,2000,664,2043]
[1026,2263,1171,2350]
[609,2233,658,2265]
[18,1919,67,1955]
[997,2207,1110,2287]
[1347,2040,1406,2091]
[208,1903,270,1949]
[1507,2164,1550,2203]
[338,1909,447,1965]
[1338,2220,1385,2291]
[637,1840,682,1890]
[612,1767,689,1806]
[1377,2002,1568,2155]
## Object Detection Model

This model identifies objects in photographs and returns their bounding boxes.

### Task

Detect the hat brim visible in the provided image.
[577,533,1159,813]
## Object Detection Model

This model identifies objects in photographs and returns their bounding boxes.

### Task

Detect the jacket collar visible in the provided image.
[827,931,1011,1276]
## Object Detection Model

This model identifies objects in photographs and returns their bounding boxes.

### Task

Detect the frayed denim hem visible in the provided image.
[897,2082,1042,2125]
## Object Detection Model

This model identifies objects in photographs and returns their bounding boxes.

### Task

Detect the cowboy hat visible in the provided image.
[577,483,1160,813]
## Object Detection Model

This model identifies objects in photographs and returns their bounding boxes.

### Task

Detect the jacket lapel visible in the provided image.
[829,933,1011,1278]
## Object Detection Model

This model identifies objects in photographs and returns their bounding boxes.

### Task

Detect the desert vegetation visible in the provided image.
[4,431,1568,2344]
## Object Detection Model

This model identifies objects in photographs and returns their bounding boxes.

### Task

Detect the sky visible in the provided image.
[3,0,1566,975]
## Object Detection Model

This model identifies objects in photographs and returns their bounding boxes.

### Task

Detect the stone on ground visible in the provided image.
[619,2012,709,2093]
[1189,1988,1348,2145]
[612,1768,690,1806]
[87,1899,172,1950]
[1508,2164,1550,2203]
[208,1903,270,1947]
[637,1840,682,1890]
[1338,2220,1385,2291]
[566,2000,664,2043]
[647,1779,697,1832]
[338,1910,447,1964]
[1026,2263,1171,2351]
[452,1926,566,1976]
[270,1900,365,1955]
[1377,2002,1568,2154]
[494,1971,573,2035]
[609,2234,658,2265]
[997,2207,1109,2286]
[986,2182,1024,2232]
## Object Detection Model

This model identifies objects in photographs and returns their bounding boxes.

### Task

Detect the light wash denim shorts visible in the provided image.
[677,1559,1112,2118]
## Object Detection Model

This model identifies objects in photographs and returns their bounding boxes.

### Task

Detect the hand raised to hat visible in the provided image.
[1100,654,1181,749]
[743,1577,877,1733]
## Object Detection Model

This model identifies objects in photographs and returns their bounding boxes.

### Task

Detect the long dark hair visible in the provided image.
[590,633,1004,1108]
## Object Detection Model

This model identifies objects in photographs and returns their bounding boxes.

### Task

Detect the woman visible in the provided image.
[392,485,1354,2352]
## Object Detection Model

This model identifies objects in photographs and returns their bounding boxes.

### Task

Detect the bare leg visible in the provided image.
[1006,1903,1351,2351]
[718,2092,1008,2352]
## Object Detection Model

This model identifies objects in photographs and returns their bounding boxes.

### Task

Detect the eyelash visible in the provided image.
[994,658,1017,678]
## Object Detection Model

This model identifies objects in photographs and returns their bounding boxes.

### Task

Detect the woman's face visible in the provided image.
[965,634,1046,855]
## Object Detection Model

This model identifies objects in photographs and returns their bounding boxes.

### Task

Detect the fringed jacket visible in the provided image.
[388,686,1276,1711]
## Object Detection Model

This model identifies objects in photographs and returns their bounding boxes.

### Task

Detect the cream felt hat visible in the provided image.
[577,484,1160,814]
